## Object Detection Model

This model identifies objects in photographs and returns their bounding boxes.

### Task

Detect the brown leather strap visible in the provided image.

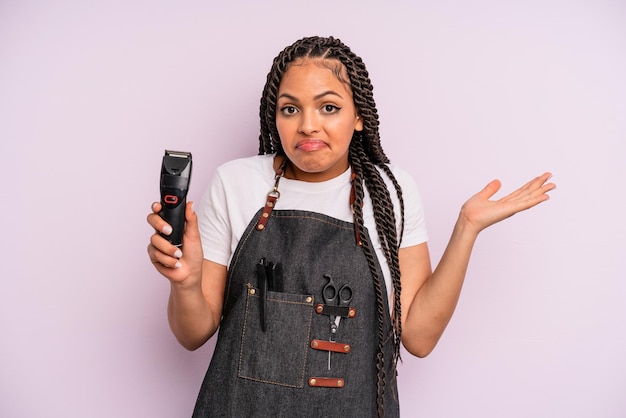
[315,304,357,318]
[256,194,277,231]
[256,158,286,231]
[308,377,345,388]
[310,339,351,353]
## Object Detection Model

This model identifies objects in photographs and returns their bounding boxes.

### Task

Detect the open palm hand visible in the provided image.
[460,172,556,234]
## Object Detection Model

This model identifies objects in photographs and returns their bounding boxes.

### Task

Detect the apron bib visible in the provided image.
[193,169,399,417]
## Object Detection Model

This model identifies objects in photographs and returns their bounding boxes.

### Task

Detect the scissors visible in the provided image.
[323,274,353,370]
[323,274,353,313]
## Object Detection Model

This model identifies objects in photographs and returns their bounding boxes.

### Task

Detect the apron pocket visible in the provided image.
[238,283,314,388]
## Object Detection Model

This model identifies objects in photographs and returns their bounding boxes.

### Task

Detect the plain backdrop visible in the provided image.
[1,1,625,417]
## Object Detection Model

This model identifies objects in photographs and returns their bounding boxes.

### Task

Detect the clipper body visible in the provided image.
[159,150,192,247]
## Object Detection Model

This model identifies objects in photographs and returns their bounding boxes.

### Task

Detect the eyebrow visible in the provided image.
[278,90,345,101]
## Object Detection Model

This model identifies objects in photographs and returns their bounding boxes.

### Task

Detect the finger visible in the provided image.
[539,172,553,182]
[180,202,205,265]
[525,172,553,190]
[500,172,555,202]
[151,201,162,213]
[147,211,173,236]
[150,233,183,258]
[183,201,200,240]
[534,172,556,194]
[476,179,502,200]
[148,241,183,269]
[526,178,556,200]
[510,180,556,212]
[518,172,552,194]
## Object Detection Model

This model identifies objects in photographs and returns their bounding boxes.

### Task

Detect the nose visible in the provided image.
[298,109,320,135]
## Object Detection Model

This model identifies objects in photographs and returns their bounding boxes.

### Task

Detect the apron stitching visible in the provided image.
[236,284,252,380]
[236,284,314,389]
[273,214,354,231]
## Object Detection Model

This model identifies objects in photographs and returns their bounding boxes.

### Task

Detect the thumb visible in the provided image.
[477,179,502,200]
[183,201,201,241]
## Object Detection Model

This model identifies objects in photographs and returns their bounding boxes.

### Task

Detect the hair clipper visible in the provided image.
[159,150,192,247]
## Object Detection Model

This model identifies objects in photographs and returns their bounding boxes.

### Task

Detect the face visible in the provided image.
[275,59,363,182]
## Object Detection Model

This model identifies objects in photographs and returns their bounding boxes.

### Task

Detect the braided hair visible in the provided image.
[258,36,405,416]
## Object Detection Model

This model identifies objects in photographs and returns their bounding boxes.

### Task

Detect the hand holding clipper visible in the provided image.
[159,150,192,247]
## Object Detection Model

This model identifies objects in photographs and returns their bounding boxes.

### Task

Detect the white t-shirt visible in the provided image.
[197,154,428,296]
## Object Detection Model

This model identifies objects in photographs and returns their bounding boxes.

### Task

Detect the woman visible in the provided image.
[147,36,555,417]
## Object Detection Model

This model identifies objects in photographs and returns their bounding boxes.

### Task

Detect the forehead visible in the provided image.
[279,58,352,95]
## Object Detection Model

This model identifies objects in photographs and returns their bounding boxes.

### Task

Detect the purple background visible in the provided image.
[1,1,624,416]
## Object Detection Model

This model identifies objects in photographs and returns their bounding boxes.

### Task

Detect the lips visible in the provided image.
[295,139,327,151]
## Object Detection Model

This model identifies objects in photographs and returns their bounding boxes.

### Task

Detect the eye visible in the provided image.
[279,106,298,116]
[322,104,340,114]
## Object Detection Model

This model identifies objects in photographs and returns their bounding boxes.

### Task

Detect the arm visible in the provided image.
[400,173,556,357]
[147,202,227,350]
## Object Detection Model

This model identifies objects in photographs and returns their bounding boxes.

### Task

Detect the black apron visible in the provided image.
[193,169,399,417]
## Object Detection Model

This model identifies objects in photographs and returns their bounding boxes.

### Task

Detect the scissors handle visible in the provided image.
[323,275,353,306]
[322,275,338,305]
[337,284,353,306]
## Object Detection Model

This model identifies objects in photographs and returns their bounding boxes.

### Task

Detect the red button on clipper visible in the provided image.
[164,195,179,204]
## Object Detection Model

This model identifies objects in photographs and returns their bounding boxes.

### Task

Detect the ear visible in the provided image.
[355,115,364,131]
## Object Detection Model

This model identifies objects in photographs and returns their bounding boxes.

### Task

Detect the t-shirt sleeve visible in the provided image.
[394,168,428,248]
[197,169,232,266]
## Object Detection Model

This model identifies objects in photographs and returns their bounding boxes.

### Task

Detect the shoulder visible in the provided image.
[383,163,428,246]
[215,154,275,179]
[373,163,421,202]
[209,154,275,195]
[207,154,275,209]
